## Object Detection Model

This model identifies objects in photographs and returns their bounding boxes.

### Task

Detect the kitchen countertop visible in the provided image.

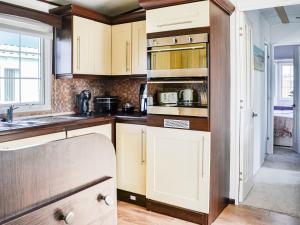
[0,112,147,143]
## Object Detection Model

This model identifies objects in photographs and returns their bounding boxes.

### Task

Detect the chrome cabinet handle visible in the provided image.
[98,195,113,206]
[157,20,192,28]
[62,212,75,224]
[125,41,130,72]
[141,129,146,164]
[77,36,80,70]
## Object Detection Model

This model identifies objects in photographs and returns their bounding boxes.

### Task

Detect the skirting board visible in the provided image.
[146,199,208,225]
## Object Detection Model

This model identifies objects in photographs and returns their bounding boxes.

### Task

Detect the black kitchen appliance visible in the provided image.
[94,96,119,114]
[122,103,135,113]
[76,90,91,115]
[139,84,147,114]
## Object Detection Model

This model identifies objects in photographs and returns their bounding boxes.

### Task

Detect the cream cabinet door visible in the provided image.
[146,126,210,213]
[112,23,132,75]
[132,21,147,75]
[116,123,146,195]
[146,1,210,33]
[93,22,112,75]
[67,124,112,141]
[73,16,92,74]
[0,132,66,150]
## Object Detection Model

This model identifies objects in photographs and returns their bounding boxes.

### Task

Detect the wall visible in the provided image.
[52,77,146,114]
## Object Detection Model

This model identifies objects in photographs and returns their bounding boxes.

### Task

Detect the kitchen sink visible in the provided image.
[0,115,85,131]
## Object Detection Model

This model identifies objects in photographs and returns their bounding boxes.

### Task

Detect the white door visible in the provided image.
[293,47,300,153]
[146,126,210,213]
[112,23,132,75]
[116,123,146,195]
[239,14,255,202]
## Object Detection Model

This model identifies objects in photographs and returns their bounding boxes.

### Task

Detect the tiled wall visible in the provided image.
[52,77,146,113]
[105,78,146,111]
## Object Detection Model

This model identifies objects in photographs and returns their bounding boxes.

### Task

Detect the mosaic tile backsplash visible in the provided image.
[52,77,146,113]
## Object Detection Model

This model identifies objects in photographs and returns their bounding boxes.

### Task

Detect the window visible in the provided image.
[0,27,52,112]
[275,60,294,106]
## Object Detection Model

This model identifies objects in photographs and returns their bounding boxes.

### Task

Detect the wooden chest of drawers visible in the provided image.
[3,178,117,225]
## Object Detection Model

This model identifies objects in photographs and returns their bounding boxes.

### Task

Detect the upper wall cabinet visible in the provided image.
[55,16,111,76]
[112,21,147,75]
[132,21,147,75]
[112,23,132,75]
[146,1,210,33]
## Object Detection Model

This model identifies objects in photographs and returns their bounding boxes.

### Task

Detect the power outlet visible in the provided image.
[129,195,137,201]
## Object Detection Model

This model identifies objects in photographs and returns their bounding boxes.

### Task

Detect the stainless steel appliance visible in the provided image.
[147,33,209,79]
[139,84,147,114]
[158,92,178,106]
[76,90,91,115]
[93,96,119,114]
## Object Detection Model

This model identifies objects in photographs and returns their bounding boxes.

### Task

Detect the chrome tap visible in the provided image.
[6,105,19,123]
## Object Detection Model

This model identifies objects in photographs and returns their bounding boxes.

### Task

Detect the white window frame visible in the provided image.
[0,22,52,113]
[274,59,294,106]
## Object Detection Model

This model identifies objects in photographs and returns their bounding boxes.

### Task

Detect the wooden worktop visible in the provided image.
[0,114,147,143]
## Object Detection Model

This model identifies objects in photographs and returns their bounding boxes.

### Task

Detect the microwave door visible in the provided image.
[147,44,209,78]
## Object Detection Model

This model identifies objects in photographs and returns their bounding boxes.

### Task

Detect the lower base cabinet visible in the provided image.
[0,132,66,150]
[116,123,146,195]
[146,126,211,213]
[67,124,112,140]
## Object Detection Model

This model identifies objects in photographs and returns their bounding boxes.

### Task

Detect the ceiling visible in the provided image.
[260,4,300,25]
[46,0,141,16]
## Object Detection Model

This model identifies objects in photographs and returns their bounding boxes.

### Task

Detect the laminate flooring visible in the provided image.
[118,201,300,225]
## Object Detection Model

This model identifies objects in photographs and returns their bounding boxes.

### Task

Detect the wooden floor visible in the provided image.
[118,201,300,225]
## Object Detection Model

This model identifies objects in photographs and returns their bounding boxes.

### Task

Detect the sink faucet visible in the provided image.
[6,105,19,123]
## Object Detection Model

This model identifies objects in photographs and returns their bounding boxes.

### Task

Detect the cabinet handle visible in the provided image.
[77,36,80,70]
[125,41,130,72]
[62,212,75,224]
[141,129,146,164]
[98,194,113,206]
[201,136,205,178]
[157,20,192,28]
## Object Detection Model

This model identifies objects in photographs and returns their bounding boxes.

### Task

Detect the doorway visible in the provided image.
[237,5,300,218]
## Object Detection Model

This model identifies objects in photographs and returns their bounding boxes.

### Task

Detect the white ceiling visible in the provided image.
[260,4,300,25]
[47,0,140,16]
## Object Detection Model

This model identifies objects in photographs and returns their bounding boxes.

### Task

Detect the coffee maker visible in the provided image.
[139,84,147,115]
[76,90,91,115]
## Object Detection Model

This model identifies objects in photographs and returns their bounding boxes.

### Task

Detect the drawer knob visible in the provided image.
[63,212,75,224]
[98,195,113,206]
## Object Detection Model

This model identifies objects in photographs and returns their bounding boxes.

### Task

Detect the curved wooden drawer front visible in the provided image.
[4,178,117,225]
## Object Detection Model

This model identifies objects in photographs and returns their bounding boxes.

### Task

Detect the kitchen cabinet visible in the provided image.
[0,132,66,150]
[112,23,132,75]
[116,123,146,195]
[112,21,147,75]
[146,126,210,213]
[67,124,112,140]
[146,1,210,33]
[55,16,111,76]
[73,16,111,75]
[132,21,147,74]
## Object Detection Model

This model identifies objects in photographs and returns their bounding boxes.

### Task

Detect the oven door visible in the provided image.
[147,34,209,79]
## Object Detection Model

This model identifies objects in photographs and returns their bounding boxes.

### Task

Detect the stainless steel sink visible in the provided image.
[0,115,85,131]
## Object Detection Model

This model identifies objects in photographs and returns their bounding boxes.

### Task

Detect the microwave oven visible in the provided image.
[147,33,209,79]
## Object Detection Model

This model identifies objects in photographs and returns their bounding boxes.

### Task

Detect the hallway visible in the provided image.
[243,147,300,217]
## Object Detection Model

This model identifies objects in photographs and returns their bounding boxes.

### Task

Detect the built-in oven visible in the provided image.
[147,33,209,79]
